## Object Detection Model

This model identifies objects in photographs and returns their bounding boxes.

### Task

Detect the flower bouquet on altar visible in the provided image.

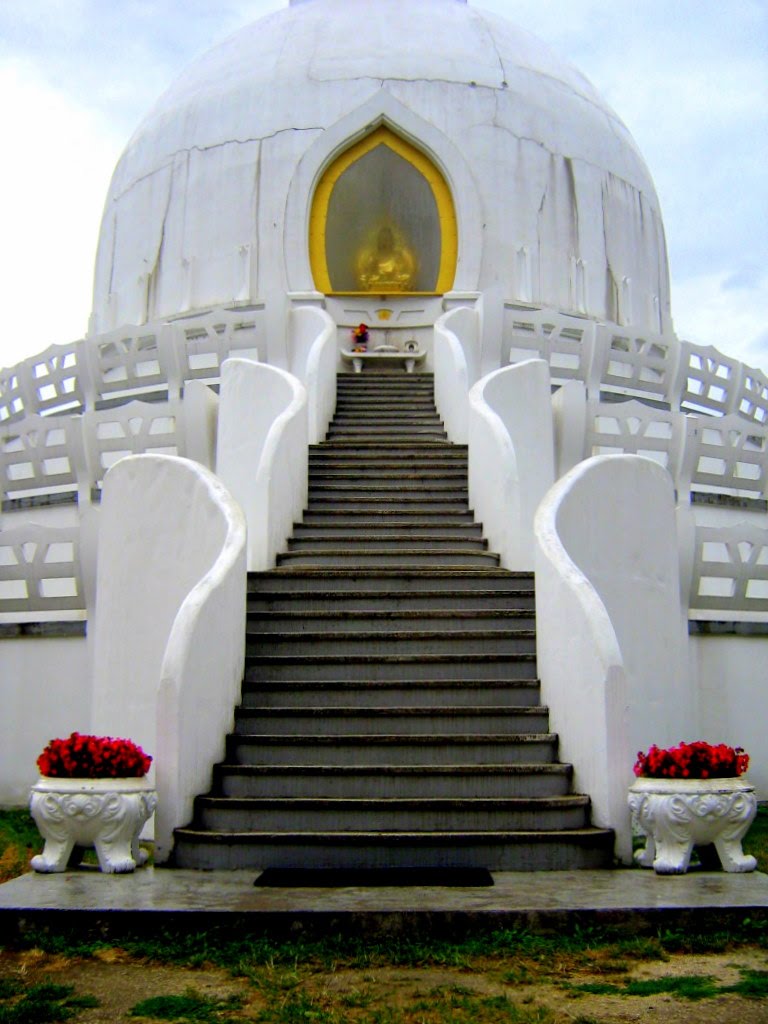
[351,323,369,352]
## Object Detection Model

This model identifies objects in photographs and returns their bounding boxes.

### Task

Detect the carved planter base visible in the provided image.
[30,777,157,874]
[628,777,757,875]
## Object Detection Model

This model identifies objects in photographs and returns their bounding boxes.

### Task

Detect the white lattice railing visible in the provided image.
[690,524,768,616]
[504,306,595,387]
[0,306,263,424]
[505,306,768,426]
[0,525,85,614]
[576,400,768,501]
[2,399,188,505]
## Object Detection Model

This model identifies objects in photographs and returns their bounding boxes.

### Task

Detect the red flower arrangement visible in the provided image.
[36,732,152,779]
[633,741,749,780]
[351,323,369,352]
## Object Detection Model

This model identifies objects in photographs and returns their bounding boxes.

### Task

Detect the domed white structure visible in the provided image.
[92,0,670,344]
[2,0,766,875]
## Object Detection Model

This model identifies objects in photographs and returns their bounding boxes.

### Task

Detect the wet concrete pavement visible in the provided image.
[2,867,767,942]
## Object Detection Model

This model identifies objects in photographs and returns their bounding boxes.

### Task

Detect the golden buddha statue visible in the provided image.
[355,223,417,292]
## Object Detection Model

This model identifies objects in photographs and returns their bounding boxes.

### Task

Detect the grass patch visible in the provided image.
[129,988,244,1021]
[0,810,41,884]
[744,803,768,872]
[0,978,98,1023]
[566,966,768,1002]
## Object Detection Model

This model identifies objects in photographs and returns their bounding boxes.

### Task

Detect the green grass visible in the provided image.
[0,810,41,884]
[129,988,244,1021]
[565,965,768,1002]
[0,978,98,1023]
[744,803,768,872]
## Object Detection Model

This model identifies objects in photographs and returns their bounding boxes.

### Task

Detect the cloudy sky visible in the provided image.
[0,0,765,373]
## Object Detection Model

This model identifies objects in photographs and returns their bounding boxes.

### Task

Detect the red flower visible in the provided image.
[36,732,152,779]
[633,741,749,779]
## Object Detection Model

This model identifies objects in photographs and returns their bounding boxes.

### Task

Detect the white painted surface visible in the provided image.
[89,454,246,858]
[90,0,669,334]
[535,456,691,862]
[692,633,768,800]
[0,635,90,806]
[433,306,478,444]
[216,358,308,571]
[468,359,554,571]
[288,305,337,445]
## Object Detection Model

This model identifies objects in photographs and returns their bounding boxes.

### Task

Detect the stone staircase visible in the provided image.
[172,371,614,870]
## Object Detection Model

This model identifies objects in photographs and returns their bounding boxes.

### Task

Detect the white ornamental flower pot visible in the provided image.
[628,776,757,875]
[29,776,157,874]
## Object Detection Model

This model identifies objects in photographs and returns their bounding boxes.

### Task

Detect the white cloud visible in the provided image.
[0,59,122,369]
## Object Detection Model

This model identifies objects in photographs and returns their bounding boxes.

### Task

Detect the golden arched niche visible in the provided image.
[309,126,457,295]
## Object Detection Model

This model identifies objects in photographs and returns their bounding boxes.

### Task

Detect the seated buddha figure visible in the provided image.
[356,224,416,292]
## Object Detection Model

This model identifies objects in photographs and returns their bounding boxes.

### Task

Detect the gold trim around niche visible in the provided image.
[309,126,458,295]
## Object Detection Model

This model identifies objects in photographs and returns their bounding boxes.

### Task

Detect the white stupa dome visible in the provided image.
[91,0,670,337]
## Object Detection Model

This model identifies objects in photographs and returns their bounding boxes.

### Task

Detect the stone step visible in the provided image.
[308,481,468,494]
[298,511,479,527]
[233,705,549,736]
[172,827,614,871]
[287,534,486,548]
[248,570,535,593]
[246,629,533,656]
[308,459,468,471]
[291,524,483,539]
[275,549,498,568]
[193,795,591,833]
[247,610,534,631]
[305,498,470,512]
[228,732,557,767]
[246,590,535,612]
[240,679,541,708]
[313,442,458,454]
[212,763,570,799]
[327,425,447,436]
[245,653,538,682]
[308,469,467,481]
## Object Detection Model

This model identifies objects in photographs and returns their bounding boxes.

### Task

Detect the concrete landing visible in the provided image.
[2,868,767,942]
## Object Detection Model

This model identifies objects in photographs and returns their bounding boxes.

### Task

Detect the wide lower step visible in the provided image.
[308,482,467,495]
[171,828,615,871]
[247,610,535,631]
[245,653,537,681]
[298,512,479,527]
[240,679,542,709]
[233,706,549,736]
[248,570,534,593]
[212,763,571,799]
[245,628,534,656]
[305,498,471,512]
[286,536,489,552]
[247,590,535,612]
[275,550,498,568]
[192,796,591,833]
[228,733,555,766]
[291,524,484,540]
[308,469,468,482]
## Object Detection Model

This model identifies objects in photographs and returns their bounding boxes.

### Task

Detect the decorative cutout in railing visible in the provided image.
[684,414,768,499]
[0,525,84,613]
[504,306,595,385]
[0,342,87,423]
[82,400,186,493]
[173,307,261,386]
[85,325,181,406]
[676,342,742,417]
[591,325,677,403]
[690,524,768,615]
[734,366,768,426]
[0,413,83,502]
[586,400,684,476]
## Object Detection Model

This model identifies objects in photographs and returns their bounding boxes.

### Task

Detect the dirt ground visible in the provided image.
[2,945,768,1023]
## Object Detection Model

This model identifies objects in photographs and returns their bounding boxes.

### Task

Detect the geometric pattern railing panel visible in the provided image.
[0,525,85,612]
[505,306,595,386]
[690,524,768,614]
